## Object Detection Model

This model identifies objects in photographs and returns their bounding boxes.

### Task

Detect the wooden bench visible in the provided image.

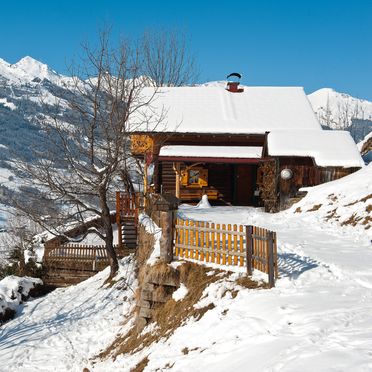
[180,188,219,201]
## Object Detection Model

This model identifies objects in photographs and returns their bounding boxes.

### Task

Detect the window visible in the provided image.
[181,167,208,187]
[189,169,200,184]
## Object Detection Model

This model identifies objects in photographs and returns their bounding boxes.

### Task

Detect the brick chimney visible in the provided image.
[226,72,244,93]
[226,81,244,93]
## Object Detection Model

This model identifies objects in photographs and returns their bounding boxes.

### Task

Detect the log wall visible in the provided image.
[277,157,360,209]
[160,162,235,203]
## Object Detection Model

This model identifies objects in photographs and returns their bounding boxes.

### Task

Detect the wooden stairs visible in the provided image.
[116,192,140,250]
[121,217,138,249]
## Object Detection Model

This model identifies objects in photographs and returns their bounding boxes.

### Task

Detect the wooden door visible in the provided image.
[235,165,256,205]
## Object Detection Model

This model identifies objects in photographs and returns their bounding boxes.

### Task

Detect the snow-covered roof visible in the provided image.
[267,130,365,167]
[159,145,263,159]
[132,85,321,134]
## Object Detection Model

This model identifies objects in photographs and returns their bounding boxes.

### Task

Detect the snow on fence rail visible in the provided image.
[174,218,278,287]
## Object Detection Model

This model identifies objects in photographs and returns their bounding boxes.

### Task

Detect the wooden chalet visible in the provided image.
[130,81,364,211]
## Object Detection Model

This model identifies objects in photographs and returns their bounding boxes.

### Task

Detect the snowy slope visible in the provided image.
[0,166,370,371]
[291,164,372,233]
[99,192,372,370]
[0,256,137,372]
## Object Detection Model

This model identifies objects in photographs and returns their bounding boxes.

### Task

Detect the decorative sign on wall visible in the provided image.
[131,135,154,155]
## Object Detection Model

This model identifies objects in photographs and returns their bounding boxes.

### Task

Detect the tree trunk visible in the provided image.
[18,248,26,276]
[100,190,119,279]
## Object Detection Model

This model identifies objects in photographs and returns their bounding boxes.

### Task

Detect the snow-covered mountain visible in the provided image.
[308,88,372,143]
[0,57,80,224]
[0,56,77,161]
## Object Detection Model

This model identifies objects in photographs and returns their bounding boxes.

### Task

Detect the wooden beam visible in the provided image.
[173,162,181,198]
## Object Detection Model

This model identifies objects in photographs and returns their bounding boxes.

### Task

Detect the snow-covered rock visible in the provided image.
[0,276,42,318]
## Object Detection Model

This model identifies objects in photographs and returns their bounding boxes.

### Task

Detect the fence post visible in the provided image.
[267,231,275,288]
[159,210,173,263]
[245,225,253,276]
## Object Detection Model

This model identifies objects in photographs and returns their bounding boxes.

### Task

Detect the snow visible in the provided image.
[268,130,365,167]
[358,131,372,151]
[172,283,189,301]
[196,194,212,209]
[0,257,137,372]
[159,145,263,159]
[77,224,119,246]
[308,87,372,128]
[0,167,17,189]
[0,56,73,88]
[292,163,372,234]
[0,276,42,316]
[0,97,16,110]
[1,176,372,371]
[138,213,162,265]
[132,86,321,134]
[13,56,59,82]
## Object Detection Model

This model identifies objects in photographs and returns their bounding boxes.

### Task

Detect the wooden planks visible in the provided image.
[174,218,278,286]
[44,244,131,272]
[175,218,246,265]
[116,192,140,248]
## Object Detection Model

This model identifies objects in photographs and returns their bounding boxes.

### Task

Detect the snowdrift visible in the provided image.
[290,164,371,233]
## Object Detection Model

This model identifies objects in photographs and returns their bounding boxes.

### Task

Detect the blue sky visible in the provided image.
[1,0,371,100]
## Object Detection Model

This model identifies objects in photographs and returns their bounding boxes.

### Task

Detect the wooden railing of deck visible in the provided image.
[44,244,131,272]
[116,192,139,221]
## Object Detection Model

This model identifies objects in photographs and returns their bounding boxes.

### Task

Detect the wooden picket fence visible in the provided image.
[174,218,278,287]
[44,244,131,271]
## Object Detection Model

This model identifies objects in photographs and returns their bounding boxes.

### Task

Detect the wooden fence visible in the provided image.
[174,218,278,287]
[44,244,131,272]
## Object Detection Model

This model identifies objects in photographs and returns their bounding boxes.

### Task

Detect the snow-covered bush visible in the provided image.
[0,275,42,323]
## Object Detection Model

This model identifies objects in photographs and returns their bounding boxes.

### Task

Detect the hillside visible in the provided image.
[291,163,371,232]
[0,165,371,371]
[0,57,80,222]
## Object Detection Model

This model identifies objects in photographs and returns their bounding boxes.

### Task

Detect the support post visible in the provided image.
[173,162,181,199]
[143,162,148,206]
[267,231,275,288]
[245,225,253,276]
[159,210,173,263]
[116,191,123,248]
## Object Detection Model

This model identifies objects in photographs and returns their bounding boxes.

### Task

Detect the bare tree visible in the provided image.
[13,29,196,279]
[0,213,42,277]
[142,29,198,87]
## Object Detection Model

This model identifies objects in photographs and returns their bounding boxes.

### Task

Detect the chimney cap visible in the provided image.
[226,72,242,80]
